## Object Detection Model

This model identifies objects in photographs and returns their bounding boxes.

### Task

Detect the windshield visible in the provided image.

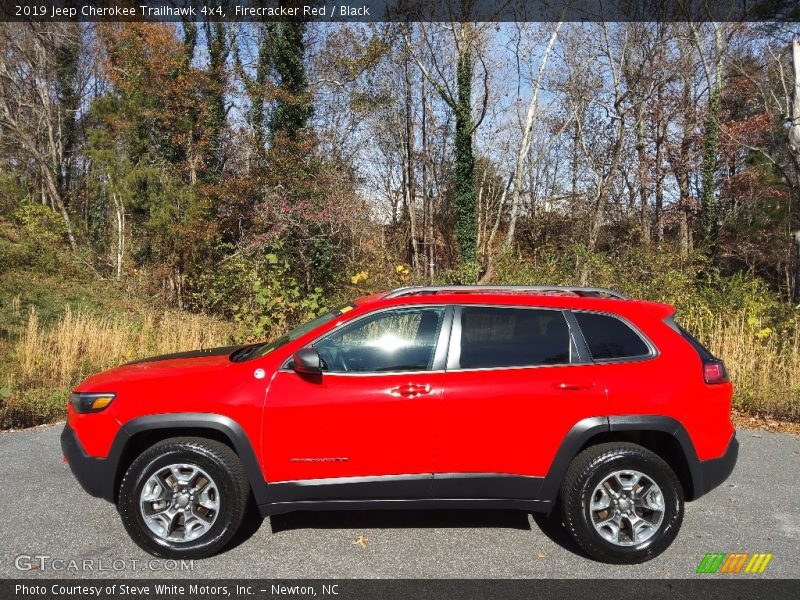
[235,305,353,362]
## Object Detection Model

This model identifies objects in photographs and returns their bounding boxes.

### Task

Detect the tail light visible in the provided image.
[703,359,730,384]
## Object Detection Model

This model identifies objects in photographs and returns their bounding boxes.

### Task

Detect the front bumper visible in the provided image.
[695,432,739,499]
[60,424,115,502]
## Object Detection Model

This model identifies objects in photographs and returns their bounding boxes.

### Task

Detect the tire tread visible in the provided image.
[560,442,684,564]
[117,437,250,559]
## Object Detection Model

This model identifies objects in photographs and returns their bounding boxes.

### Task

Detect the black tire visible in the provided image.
[560,442,684,564]
[118,437,250,559]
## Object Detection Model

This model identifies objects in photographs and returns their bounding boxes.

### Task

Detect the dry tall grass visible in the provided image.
[2,304,798,428]
[12,306,233,391]
[682,313,800,420]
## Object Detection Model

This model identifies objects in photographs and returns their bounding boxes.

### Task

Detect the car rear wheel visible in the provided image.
[560,442,684,564]
[117,437,249,559]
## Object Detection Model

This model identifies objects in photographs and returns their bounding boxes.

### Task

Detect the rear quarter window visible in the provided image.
[573,312,652,361]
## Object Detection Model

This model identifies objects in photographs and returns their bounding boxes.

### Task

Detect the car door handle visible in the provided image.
[555,382,595,391]
[390,384,432,397]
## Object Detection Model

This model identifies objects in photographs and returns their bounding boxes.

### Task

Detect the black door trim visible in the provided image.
[266,472,547,506]
[268,473,432,502]
[260,497,553,517]
[431,473,543,499]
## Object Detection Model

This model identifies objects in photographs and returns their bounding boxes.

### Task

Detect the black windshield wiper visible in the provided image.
[228,343,265,363]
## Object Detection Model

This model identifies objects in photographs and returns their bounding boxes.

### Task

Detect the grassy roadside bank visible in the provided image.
[0,270,235,429]
[3,294,799,430]
[681,312,800,420]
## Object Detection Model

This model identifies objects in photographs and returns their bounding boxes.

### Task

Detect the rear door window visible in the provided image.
[457,307,572,369]
[573,312,651,361]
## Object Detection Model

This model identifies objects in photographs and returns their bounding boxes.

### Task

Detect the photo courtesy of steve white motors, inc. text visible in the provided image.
[13,583,338,597]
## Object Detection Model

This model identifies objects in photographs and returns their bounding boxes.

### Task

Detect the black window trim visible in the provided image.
[663,314,716,361]
[280,304,454,375]
[446,304,589,372]
[569,309,658,364]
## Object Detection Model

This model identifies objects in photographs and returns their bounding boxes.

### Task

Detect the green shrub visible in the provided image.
[192,244,329,342]
[9,202,70,273]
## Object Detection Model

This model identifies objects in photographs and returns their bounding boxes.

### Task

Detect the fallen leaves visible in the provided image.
[352,535,368,549]
[731,408,800,435]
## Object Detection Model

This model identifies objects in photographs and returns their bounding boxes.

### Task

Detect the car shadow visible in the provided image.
[530,512,588,559]
[269,508,532,533]
[226,503,587,559]
[223,496,270,552]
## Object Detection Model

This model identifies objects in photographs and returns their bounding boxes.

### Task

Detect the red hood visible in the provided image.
[75,346,241,392]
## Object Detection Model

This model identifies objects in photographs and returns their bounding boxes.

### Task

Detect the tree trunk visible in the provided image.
[571,121,580,210]
[504,22,562,252]
[454,49,477,268]
[700,81,721,254]
[112,192,125,280]
[580,117,625,285]
[404,50,419,273]
[635,106,650,244]
[672,32,696,259]
[789,39,800,301]
[654,96,666,247]
[697,23,724,258]
[421,71,434,281]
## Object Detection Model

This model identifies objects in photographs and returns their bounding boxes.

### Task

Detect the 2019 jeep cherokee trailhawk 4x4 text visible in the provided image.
[61,285,738,563]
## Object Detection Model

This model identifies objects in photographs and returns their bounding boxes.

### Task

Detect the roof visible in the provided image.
[351,285,675,321]
[384,285,627,299]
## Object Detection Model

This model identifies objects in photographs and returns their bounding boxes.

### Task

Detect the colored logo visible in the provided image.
[696,552,773,574]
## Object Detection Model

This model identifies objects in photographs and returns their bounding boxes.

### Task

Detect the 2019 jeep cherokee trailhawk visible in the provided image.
[61,285,738,563]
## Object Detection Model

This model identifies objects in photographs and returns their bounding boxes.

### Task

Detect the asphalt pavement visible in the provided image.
[0,423,797,579]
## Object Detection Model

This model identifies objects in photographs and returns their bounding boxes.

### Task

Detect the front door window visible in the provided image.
[315,307,446,373]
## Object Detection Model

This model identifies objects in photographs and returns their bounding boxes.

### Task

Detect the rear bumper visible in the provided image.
[694,432,738,499]
[60,424,115,502]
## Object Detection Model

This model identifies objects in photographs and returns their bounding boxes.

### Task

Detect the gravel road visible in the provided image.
[0,423,797,579]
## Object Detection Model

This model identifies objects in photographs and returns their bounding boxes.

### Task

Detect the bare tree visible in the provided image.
[404,18,491,272]
[562,23,632,284]
[503,21,563,252]
[0,23,84,249]
[789,38,800,299]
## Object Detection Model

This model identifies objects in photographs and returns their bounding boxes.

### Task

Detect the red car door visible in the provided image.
[432,305,606,498]
[263,305,451,502]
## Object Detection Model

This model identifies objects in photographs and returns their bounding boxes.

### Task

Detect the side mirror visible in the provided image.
[292,347,323,375]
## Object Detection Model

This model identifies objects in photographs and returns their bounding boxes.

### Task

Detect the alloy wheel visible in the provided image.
[589,469,665,546]
[139,463,220,543]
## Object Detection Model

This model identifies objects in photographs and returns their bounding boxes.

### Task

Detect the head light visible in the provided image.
[70,392,116,413]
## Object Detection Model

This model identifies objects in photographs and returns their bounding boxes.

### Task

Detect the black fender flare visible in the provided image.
[537,415,704,503]
[607,415,703,498]
[106,413,270,505]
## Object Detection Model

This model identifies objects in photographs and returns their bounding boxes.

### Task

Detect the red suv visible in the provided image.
[62,286,737,563]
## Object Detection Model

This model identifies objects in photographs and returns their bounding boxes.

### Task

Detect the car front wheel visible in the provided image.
[117,437,250,559]
[560,442,684,564]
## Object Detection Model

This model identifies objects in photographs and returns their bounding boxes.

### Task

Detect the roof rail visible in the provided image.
[384,285,628,300]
